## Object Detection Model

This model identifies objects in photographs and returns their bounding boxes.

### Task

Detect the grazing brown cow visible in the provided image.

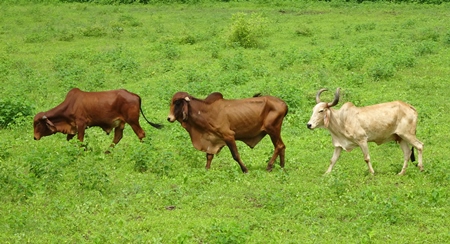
[307,88,424,175]
[167,91,288,173]
[33,88,162,150]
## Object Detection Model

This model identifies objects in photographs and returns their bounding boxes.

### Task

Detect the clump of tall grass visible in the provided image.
[0,99,34,128]
[445,31,450,45]
[369,61,396,81]
[226,12,268,48]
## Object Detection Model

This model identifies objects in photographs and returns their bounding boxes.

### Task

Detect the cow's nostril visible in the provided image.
[167,117,171,122]
[307,124,312,129]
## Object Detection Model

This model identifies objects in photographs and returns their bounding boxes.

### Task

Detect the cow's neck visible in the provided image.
[326,108,359,151]
[326,108,345,136]
[43,102,74,133]
[182,99,209,130]
[45,101,70,119]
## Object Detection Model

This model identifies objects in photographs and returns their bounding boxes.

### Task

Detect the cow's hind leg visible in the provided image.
[399,134,424,172]
[128,121,146,141]
[225,139,248,173]
[267,133,286,171]
[398,139,411,175]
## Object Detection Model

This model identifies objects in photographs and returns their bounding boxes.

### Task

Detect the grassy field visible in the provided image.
[1,1,450,243]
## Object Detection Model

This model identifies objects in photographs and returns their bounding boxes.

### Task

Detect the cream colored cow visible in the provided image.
[307,88,423,175]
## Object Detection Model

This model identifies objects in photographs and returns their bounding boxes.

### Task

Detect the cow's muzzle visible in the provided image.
[167,115,175,123]
[307,123,313,130]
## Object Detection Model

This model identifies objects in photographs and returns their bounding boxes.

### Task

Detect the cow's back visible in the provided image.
[70,89,140,123]
[343,101,418,143]
[220,97,268,127]
[220,96,286,136]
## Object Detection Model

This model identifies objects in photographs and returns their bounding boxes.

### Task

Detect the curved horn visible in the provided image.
[42,115,47,120]
[184,96,190,102]
[327,88,340,107]
[315,88,328,104]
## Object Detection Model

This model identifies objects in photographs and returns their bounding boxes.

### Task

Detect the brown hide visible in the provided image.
[167,91,288,173]
[33,88,161,148]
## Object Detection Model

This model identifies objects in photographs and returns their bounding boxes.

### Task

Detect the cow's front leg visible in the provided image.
[325,147,342,174]
[359,142,375,174]
[76,124,86,142]
[76,123,88,151]
[225,139,248,173]
[206,153,214,170]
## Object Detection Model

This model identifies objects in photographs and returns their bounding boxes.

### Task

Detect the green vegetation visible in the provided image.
[1,1,449,242]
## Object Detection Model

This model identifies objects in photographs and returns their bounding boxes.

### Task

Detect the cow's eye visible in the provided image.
[174,100,183,106]
[319,110,324,113]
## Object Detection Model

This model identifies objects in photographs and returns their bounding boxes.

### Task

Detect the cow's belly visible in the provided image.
[90,119,123,134]
[191,132,226,154]
[369,134,399,145]
[332,137,358,152]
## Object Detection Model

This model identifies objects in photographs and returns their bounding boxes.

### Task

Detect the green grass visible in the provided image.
[1,1,450,243]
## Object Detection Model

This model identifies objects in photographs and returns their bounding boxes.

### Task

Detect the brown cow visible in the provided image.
[307,88,424,175]
[33,88,162,150]
[167,91,288,173]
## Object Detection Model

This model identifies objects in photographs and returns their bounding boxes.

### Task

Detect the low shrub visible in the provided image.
[415,41,437,56]
[444,31,450,45]
[226,12,268,49]
[80,25,107,37]
[0,99,34,128]
[368,61,396,81]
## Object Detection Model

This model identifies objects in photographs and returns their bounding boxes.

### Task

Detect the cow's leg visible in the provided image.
[104,126,125,154]
[267,134,286,171]
[206,153,214,170]
[400,134,424,172]
[359,142,375,174]
[76,123,88,151]
[76,124,86,142]
[415,140,424,171]
[112,123,125,146]
[398,139,411,175]
[67,134,75,141]
[129,122,146,141]
[225,139,248,173]
[326,147,342,174]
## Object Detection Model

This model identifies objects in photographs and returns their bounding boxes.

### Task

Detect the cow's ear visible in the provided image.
[324,109,331,128]
[42,116,57,132]
[182,101,189,121]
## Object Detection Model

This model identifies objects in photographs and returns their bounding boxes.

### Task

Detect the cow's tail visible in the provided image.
[137,96,163,129]
[410,147,416,162]
[140,107,163,129]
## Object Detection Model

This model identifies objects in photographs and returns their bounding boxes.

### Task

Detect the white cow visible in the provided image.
[307,88,424,175]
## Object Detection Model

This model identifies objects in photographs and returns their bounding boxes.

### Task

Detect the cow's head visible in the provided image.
[307,88,340,130]
[167,92,191,123]
[33,112,57,140]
